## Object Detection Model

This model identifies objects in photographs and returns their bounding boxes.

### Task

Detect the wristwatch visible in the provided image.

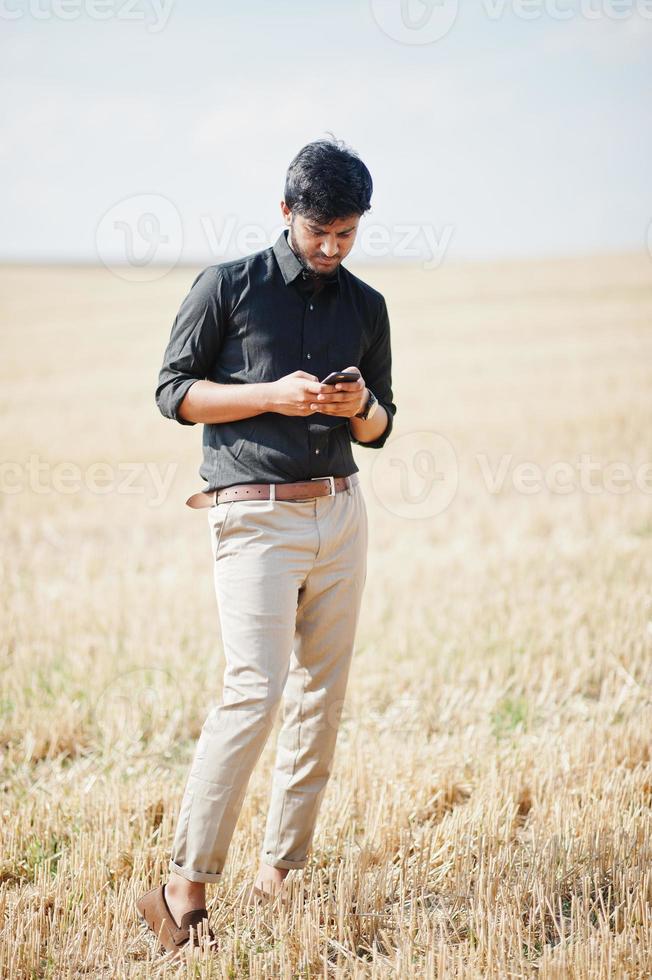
[354,387,379,421]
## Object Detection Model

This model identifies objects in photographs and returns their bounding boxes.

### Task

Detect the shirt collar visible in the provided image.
[272,228,341,290]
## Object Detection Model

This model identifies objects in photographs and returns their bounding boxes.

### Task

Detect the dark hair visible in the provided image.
[284,135,373,224]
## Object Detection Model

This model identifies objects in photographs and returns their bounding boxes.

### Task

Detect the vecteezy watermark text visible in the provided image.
[371,432,652,519]
[200,215,454,271]
[95,194,454,280]
[476,453,652,496]
[0,0,174,31]
[370,0,652,45]
[1,455,178,508]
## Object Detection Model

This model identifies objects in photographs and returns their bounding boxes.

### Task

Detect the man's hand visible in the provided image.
[268,370,332,417]
[308,366,368,417]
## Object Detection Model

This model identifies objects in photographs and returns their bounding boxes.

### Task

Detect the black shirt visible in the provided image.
[155,229,397,490]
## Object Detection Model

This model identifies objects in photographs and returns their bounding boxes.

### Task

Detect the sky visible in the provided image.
[1,0,651,266]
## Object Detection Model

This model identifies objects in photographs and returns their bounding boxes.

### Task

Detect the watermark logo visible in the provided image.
[370,0,460,44]
[96,193,182,281]
[371,430,459,519]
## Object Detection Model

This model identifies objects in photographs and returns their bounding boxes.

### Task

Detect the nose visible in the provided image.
[320,237,339,258]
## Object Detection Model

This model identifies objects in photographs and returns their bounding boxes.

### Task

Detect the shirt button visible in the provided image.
[309,304,314,311]
[315,449,320,454]
[306,353,311,359]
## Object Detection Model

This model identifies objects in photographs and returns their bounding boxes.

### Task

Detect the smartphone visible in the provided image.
[321,371,361,385]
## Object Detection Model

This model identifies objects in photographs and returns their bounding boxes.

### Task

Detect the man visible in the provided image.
[136,137,396,957]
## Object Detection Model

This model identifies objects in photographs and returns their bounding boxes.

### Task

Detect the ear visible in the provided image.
[280,200,291,225]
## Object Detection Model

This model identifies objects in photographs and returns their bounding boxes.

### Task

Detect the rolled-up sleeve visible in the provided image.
[348,295,397,449]
[155,266,226,426]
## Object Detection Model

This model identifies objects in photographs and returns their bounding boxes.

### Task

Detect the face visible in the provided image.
[280,202,360,276]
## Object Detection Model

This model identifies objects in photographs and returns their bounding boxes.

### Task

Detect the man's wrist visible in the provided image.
[349,402,389,443]
[354,387,370,418]
[257,382,276,413]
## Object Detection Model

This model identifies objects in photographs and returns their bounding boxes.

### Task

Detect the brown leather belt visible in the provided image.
[185,472,359,509]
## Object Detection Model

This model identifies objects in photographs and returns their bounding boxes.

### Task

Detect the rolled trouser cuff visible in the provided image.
[168,859,223,883]
[260,853,308,870]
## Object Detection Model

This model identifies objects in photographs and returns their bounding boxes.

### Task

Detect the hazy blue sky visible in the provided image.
[2,0,651,265]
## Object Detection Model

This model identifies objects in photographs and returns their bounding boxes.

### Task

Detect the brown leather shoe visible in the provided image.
[136,883,215,958]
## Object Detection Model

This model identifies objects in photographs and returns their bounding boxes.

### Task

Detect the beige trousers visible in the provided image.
[169,478,368,883]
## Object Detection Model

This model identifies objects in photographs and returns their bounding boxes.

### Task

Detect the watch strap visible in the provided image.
[355,388,377,420]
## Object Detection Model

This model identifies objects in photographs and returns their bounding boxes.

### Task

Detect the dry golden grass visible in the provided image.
[1,252,651,978]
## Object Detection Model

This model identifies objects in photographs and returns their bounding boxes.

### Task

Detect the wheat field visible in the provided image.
[1,252,651,978]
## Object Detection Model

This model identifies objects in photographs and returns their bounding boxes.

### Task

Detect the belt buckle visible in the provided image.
[311,475,336,496]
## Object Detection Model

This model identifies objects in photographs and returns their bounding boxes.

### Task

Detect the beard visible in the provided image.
[287,226,340,281]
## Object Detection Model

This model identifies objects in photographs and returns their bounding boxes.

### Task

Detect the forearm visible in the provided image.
[177,380,275,424]
[348,403,388,444]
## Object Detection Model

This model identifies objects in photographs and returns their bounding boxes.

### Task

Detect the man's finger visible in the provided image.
[304,380,335,395]
[315,391,359,401]
[309,404,351,415]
